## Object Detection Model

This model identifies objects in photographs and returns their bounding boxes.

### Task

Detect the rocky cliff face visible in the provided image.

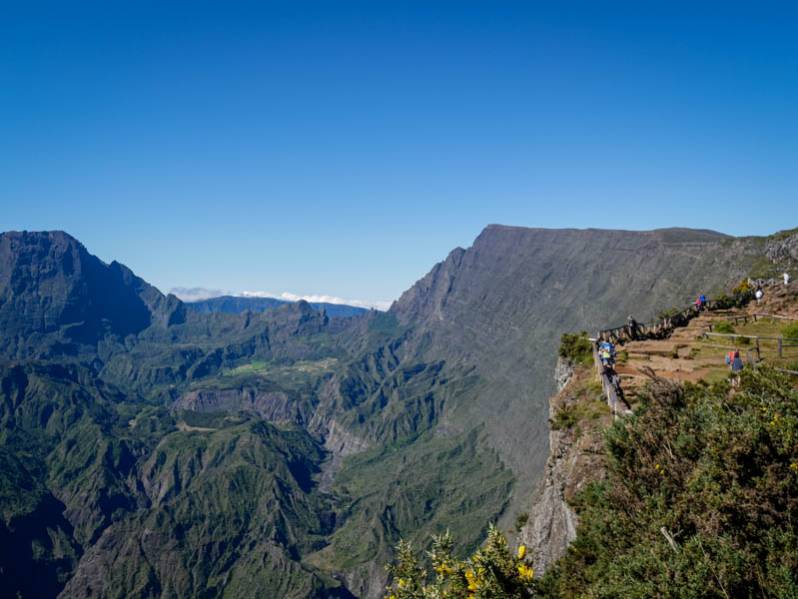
[386,225,764,523]
[174,386,308,425]
[520,358,608,574]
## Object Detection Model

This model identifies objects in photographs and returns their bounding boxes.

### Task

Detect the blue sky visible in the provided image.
[2,2,797,307]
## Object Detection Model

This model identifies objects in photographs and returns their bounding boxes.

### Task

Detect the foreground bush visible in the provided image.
[558,332,593,365]
[782,322,798,340]
[385,525,535,598]
[538,368,798,598]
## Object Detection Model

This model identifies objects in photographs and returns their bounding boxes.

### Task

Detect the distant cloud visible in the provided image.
[169,287,391,311]
[169,287,231,302]
[241,290,392,311]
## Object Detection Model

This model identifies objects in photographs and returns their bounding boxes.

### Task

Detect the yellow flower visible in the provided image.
[517,564,534,581]
[517,544,527,560]
[465,569,478,591]
[791,462,798,472]
[397,578,406,589]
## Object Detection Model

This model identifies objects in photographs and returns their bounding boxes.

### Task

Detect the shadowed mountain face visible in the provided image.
[0,226,793,598]
[0,231,185,358]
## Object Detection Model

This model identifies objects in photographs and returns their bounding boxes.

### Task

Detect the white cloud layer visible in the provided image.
[169,287,391,311]
[241,290,392,311]
[169,287,230,302]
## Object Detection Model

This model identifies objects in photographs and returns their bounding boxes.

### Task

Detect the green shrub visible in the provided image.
[657,307,682,320]
[538,368,798,597]
[714,291,751,309]
[515,512,529,532]
[558,332,592,365]
[714,321,736,334]
[782,322,798,340]
[551,404,579,431]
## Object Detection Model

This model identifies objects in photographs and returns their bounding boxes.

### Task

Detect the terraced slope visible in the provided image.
[616,281,798,398]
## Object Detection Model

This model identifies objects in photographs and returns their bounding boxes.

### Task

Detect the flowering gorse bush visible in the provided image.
[385,525,534,598]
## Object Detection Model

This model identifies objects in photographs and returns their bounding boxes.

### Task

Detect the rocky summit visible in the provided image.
[0,226,795,598]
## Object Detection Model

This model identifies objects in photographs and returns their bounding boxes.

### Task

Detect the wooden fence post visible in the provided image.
[756,337,761,361]
[779,337,783,358]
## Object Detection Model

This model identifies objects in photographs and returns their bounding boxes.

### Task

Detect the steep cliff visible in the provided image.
[520,358,609,574]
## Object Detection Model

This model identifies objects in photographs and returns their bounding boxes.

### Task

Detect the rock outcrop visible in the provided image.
[521,358,608,574]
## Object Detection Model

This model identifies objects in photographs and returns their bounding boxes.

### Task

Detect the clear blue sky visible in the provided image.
[2,1,797,306]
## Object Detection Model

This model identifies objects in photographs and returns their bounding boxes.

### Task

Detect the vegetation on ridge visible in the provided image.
[558,332,593,366]
[387,367,798,597]
[539,367,798,597]
[385,526,534,598]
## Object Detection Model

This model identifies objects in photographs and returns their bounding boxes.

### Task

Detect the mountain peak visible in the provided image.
[0,230,182,357]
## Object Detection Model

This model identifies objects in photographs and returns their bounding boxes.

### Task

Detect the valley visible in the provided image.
[1,226,796,597]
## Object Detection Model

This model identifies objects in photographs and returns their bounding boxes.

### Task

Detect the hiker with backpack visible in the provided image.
[694,294,707,311]
[726,349,744,386]
[599,341,616,369]
[726,349,744,371]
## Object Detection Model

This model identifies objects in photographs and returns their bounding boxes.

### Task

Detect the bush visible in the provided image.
[538,368,798,597]
[657,307,682,320]
[385,526,535,598]
[515,513,529,532]
[551,405,579,431]
[733,279,753,296]
[558,332,592,365]
[782,322,798,340]
[713,321,736,334]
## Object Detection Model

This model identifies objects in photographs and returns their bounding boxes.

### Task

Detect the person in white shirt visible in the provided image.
[785,272,791,286]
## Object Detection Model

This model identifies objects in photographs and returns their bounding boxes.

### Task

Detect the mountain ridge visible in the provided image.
[0,225,796,598]
[185,295,369,319]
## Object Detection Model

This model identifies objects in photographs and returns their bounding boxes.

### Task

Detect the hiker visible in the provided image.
[755,287,764,303]
[627,316,640,341]
[785,272,791,286]
[694,294,707,311]
[726,349,744,371]
[599,341,616,368]
[727,349,744,386]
